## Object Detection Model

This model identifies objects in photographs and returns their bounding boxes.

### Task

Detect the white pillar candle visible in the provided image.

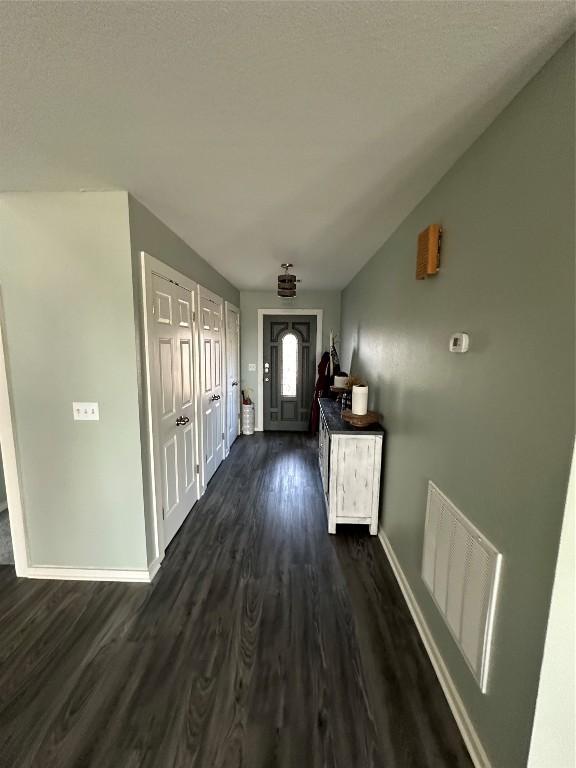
[352,385,368,416]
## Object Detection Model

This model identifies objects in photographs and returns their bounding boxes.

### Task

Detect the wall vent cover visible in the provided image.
[421,481,502,693]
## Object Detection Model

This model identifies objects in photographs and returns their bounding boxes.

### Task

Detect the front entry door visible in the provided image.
[151,273,199,547]
[199,288,224,484]
[225,303,240,451]
[263,315,317,431]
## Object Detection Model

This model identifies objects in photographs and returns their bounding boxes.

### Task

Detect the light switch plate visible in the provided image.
[248,363,256,371]
[73,402,100,421]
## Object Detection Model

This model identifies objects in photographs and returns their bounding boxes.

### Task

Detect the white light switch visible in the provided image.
[73,402,100,420]
[248,363,256,371]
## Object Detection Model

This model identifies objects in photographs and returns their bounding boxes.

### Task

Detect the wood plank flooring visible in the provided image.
[0,433,472,768]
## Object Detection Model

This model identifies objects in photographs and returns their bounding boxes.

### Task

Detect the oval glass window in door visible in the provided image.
[281,332,298,397]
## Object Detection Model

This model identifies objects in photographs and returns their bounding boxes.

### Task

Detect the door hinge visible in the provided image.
[222,432,225,440]
[162,506,165,520]
[196,464,200,474]
[193,311,196,322]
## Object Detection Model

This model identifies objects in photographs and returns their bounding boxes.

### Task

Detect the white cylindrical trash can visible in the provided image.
[242,403,255,435]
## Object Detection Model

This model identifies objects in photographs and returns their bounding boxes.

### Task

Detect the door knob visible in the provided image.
[232,381,239,387]
[211,394,221,401]
[176,416,190,426]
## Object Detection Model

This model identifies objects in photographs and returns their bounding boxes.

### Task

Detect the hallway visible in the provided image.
[0,434,471,768]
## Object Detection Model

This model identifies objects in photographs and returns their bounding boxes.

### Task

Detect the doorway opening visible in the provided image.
[260,312,321,432]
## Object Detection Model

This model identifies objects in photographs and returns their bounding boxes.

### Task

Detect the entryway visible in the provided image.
[262,314,318,431]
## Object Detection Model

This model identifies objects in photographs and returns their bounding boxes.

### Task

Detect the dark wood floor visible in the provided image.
[0,433,472,768]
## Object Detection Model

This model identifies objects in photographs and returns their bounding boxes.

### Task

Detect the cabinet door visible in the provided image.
[332,436,378,518]
[318,416,324,472]
[320,417,330,497]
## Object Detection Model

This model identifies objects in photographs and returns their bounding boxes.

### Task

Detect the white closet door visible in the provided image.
[199,288,224,484]
[226,303,240,451]
[151,274,199,546]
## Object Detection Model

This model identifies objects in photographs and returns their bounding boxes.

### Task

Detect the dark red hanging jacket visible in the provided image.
[309,351,331,434]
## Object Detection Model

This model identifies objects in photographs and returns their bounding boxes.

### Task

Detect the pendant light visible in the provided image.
[277,263,300,298]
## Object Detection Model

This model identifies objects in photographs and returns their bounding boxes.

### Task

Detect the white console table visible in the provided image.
[318,398,384,535]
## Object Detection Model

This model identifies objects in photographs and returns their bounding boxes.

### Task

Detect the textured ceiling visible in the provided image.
[1,2,574,290]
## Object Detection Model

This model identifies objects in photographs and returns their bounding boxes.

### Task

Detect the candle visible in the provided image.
[352,385,368,416]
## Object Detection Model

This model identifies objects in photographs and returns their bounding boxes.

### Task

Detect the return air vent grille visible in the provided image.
[422,482,502,693]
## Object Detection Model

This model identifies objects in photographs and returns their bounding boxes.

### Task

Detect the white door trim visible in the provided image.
[256,308,323,432]
[0,288,30,576]
[198,284,223,305]
[141,252,202,572]
[224,301,240,456]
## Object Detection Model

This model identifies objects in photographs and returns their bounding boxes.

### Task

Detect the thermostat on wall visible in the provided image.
[449,333,469,353]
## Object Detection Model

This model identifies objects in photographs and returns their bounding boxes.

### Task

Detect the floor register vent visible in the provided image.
[421,482,502,693]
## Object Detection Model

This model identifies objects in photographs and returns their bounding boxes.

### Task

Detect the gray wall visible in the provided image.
[240,290,341,412]
[128,195,240,562]
[128,196,239,307]
[340,38,574,768]
[0,192,148,569]
[0,192,240,571]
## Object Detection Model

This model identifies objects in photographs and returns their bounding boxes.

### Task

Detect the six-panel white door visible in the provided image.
[152,274,199,546]
[226,303,240,451]
[199,289,224,484]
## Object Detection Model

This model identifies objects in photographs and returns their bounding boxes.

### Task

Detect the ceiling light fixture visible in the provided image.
[277,263,300,298]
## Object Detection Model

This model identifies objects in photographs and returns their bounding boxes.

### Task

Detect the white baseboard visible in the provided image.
[378,529,492,768]
[0,500,8,513]
[25,565,153,583]
[148,555,162,581]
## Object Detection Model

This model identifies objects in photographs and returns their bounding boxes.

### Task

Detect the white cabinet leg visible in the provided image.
[328,519,336,534]
[369,520,378,536]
